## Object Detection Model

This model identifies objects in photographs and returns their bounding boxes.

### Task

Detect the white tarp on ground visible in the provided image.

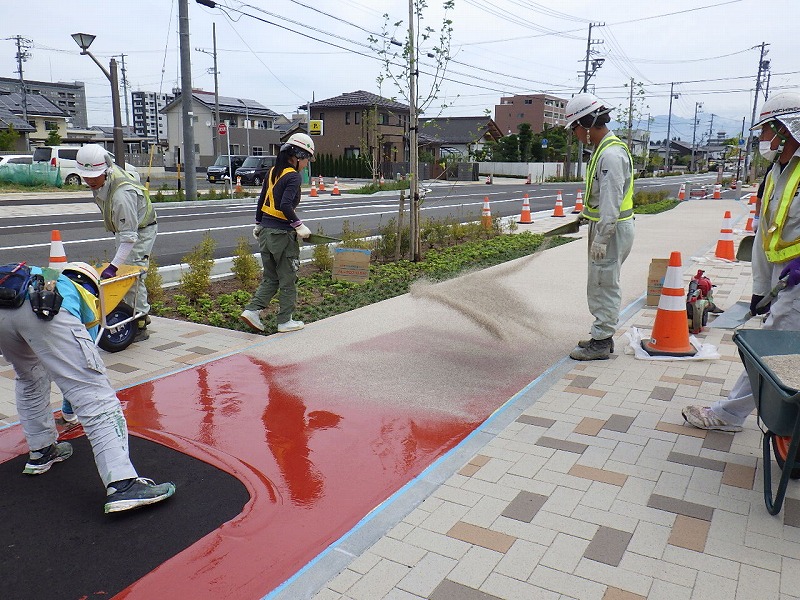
[624,326,721,361]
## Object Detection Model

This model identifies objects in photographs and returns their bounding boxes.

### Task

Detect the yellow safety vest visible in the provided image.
[761,163,800,263]
[260,167,298,221]
[73,282,101,329]
[101,167,156,232]
[582,134,634,222]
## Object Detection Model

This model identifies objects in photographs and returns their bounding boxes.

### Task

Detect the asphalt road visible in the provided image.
[0,174,725,268]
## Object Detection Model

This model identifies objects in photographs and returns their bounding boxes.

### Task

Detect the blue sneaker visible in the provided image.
[61,400,77,424]
[104,477,176,513]
[23,442,73,475]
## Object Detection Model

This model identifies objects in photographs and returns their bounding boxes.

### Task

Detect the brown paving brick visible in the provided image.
[583,526,632,566]
[785,498,800,529]
[152,341,184,351]
[106,363,139,374]
[516,415,556,428]
[647,493,714,521]
[684,374,726,384]
[180,330,208,338]
[501,491,548,522]
[459,464,481,476]
[570,375,597,389]
[649,386,676,402]
[470,455,491,467]
[446,521,516,553]
[660,375,701,387]
[656,421,707,439]
[668,515,710,552]
[603,588,646,600]
[0,370,16,379]
[603,414,636,433]
[569,464,627,486]
[702,431,734,452]
[722,463,756,489]
[565,386,606,398]
[430,579,503,600]
[536,436,588,454]
[186,346,217,355]
[667,451,726,472]
[574,417,606,436]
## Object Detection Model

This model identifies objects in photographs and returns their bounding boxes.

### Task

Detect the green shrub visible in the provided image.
[339,220,372,250]
[633,189,669,206]
[144,254,164,304]
[179,231,216,302]
[231,236,261,291]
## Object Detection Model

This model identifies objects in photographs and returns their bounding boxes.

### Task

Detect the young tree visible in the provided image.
[517,123,533,163]
[0,126,20,151]
[359,105,382,183]
[46,129,62,146]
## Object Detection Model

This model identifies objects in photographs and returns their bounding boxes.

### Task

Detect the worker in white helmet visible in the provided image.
[684,90,800,431]
[240,132,315,333]
[563,93,636,360]
[75,144,156,342]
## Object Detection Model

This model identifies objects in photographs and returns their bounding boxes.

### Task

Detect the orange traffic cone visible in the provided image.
[379,175,385,187]
[525,172,531,185]
[713,184,721,199]
[715,210,736,261]
[318,175,325,191]
[518,194,532,224]
[49,229,68,271]
[573,189,583,214]
[309,180,318,198]
[481,196,492,229]
[641,250,697,357]
[331,176,341,197]
[678,183,686,201]
[485,174,492,185]
[552,190,565,217]
[235,176,242,194]
[745,193,757,232]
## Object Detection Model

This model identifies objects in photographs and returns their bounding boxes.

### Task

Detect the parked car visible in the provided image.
[234,155,276,186]
[206,154,247,183]
[0,154,33,165]
[32,145,137,186]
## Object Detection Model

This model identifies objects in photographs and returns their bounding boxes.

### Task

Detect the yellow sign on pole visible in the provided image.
[309,120,323,136]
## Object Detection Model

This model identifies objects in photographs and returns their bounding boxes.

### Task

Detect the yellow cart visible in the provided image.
[95,264,147,353]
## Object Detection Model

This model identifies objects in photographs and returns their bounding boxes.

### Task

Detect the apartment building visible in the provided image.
[0,77,88,128]
[494,93,567,135]
[131,90,174,143]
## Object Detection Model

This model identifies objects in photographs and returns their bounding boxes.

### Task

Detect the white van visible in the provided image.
[32,146,138,186]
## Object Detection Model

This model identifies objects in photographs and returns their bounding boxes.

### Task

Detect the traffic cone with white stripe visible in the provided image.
[552,190,565,217]
[481,196,492,230]
[318,175,325,191]
[331,176,341,197]
[379,174,385,187]
[235,176,242,194]
[573,189,583,214]
[49,229,68,272]
[525,172,531,185]
[714,210,735,261]
[641,251,697,357]
[678,183,686,201]
[485,174,492,184]
[713,184,722,199]
[309,180,318,198]
[745,193,757,232]
[518,194,532,224]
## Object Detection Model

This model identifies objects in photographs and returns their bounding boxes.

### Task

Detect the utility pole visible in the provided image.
[408,0,420,261]
[195,23,220,157]
[178,0,197,201]
[626,77,634,147]
[707,113,715,142]
[691,102,702,172]
[576,22,604,178]
[13,35,32,149]
[745,42,770,182]
[735,116,745,183]
[664,82,679,172]
[119,53,130,126]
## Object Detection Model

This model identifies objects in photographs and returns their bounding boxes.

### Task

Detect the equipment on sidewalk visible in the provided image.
[686,270,720,334]
[518,194,532,224]
[714,211,736,261]
[302,233,341,245]
[552,190,565,217]
[737,235,755,261]
[543,217,583,237]
[709,277,787,329]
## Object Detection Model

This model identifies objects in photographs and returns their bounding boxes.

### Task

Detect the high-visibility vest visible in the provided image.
[582,134,634,222]
[260,167,298,221]
[72,281,101,329]
[761,162,800,263]
[101,167,156,232]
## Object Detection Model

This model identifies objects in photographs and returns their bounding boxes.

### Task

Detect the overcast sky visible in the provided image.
[2,0,795,142]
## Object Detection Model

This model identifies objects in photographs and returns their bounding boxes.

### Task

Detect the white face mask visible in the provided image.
[759,139,779,161]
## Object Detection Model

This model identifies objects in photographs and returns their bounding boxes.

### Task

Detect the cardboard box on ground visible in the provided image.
[332,248,371,283]
[647,258,670,306]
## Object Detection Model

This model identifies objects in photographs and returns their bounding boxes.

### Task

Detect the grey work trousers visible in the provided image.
[246,228,301,325]
[711,283,800,426]
[118,222,157,317]
[0,304,138,487]
[587,219,635,340]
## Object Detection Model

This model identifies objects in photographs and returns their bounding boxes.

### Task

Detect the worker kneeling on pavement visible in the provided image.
[0,261,175,514]
[75,144,156,342]
[564,93,635,361]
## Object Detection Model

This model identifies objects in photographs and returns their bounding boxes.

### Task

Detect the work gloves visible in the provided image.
[294,223,312,239]
[780,257,800,288]
[590,241,607,261]
[100,264,118,279]
[252,224,263,240]
[750,294,770,315]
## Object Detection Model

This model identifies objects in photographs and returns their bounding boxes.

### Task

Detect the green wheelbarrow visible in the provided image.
[733,329,800,514]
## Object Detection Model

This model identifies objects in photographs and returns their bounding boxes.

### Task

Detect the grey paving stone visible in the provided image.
[152,341,184,351]
[569,375,597,389]
[186,346,218,355]
[501,491,548,523]
[106,363,139,374]
[649,386,675,402]
[517,415,556,428]
[536,436,588,454]
[602,415,636,433]
[667,451,727,472]
[702,431,734,452]
[429,579,503,600]
[647,493,714,521]
[582,525,632,567]
[784,497,800,529]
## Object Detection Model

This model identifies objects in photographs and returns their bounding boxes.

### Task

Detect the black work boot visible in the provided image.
[577,338,614,353]
[570,337,613,361]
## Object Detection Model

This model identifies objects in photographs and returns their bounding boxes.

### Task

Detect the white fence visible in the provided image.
[478,162,578,181]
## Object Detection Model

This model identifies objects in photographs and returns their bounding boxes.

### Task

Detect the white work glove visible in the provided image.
[294,223,312,239]
[590,241,607,261]
[252,224,263,240]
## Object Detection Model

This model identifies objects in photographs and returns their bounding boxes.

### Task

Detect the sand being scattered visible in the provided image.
[762,353,800,391]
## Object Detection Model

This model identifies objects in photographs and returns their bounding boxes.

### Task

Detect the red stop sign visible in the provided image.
[217,123,228,136]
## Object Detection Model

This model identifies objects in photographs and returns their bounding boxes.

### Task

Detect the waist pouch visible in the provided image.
[28,274,62,321]
[0,263,32,309]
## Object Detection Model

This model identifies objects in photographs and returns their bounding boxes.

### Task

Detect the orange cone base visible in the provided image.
[517,216,532,224]
[641,338,696,357]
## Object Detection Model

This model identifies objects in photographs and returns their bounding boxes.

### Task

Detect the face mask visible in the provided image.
[758,140,779,161]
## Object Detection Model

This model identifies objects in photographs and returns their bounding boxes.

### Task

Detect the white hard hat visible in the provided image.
[75,144,113,178]
[564,92,612,129]
[62,261,100,295]
[751,91,800,141]
[282,132,315,158]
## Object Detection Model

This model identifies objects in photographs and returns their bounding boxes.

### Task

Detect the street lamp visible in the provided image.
[71,33,125,168]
